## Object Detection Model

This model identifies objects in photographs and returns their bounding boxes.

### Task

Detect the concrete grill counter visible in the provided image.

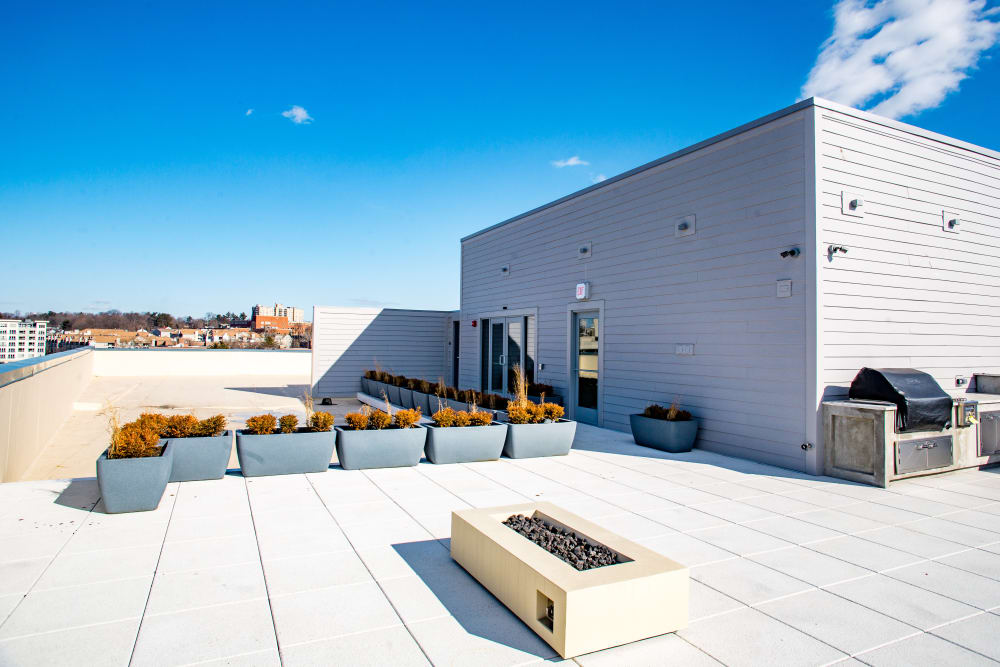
[823,371,1000,487]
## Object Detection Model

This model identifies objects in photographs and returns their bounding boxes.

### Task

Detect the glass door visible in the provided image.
[484,316,533,395]
[573,312,599,425]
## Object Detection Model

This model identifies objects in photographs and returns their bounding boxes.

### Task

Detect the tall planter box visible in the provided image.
[425,423,507,464]
[334,426,426,470]
[503,419,577,458]
[629,415,698,453]
[167,431,233,482]
[96,444,174,514]
[235,430,334,477]
[365,380,382,397]
[361,378,372,395]
[446,398,468,412]
[386,384,401,405]
[451,502,688,658]
[398,387,414,409]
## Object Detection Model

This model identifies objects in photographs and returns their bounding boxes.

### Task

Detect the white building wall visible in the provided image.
[460,109,812,470]
[816,105,1000,400]
[311,306,456,398]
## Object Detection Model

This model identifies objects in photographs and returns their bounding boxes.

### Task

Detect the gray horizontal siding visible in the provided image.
[460,110,811,471]
[311,307,455,397]
[817,108,1000,397]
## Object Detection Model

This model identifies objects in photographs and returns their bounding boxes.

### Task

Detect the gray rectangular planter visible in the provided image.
[167,431,233,482]
[235,430,334,477]
[398,387,414,409]
[386,384,401,405]
[502,419,577,458]
[425,423,507,464]
[334,426,426,470]
[446,398,468,412]
[365,380,382,397]
[629,414,698,453]
[528,394,563,406]
[96,444,173,514]
[427,395,448,415]
[412,391,432,415]
[361,378,373,395]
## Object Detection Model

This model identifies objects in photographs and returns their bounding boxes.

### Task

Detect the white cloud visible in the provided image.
[281,105,313,124]
[802,0,1000,119]
[591,173,607,184]
[551,156,589,168]
[245,108,254,116]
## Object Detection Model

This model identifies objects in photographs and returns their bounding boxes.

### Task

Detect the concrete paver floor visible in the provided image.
[1,421,999,666]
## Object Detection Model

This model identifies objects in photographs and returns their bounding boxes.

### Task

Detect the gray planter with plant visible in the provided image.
[167,431,233,482]
[629,414,698,453]
[235,430,334,477]
[528,394,562,406]
[446,398,468,412]
[425,422,507,464]
[427,395,448,415]
[364,379,380,397]
[360,378,372,395]
[96,444,174,514]
[335,426,427,470]
[502,419,577,458]
[398,387,414,409]
[385,384,401,405]
[412,392,431,415]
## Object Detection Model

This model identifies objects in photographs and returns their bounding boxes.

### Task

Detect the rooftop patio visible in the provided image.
[2,422,1000,666]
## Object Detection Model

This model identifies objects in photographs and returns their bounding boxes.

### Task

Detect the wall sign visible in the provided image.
[575,282,590,301]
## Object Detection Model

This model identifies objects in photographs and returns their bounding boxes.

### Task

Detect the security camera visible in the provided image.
[780,248,800,258]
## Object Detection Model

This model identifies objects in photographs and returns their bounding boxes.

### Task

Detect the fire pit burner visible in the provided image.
[503,513,620,570]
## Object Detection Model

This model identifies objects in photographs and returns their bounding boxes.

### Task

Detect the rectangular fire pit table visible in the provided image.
[450,502,688,658]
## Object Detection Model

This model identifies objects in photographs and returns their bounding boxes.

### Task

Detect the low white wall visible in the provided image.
[312,306,456,397]
[0,349,94,482]
[93,349,311,377]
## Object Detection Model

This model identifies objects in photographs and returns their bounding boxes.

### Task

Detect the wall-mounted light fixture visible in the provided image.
[780,247,801,258]
[827,245,848,258]
[943,211,962,234]
[841,192,865,218]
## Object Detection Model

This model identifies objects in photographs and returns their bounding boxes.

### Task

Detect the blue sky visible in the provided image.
[2,1,998,318]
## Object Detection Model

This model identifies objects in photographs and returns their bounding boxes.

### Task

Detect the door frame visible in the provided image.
[566,300,605,426]
[478,308,538,393]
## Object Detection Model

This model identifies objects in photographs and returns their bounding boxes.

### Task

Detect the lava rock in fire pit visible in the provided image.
[502,514,620,570]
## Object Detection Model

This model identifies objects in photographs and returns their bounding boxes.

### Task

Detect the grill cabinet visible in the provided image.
[824,369,1000,487]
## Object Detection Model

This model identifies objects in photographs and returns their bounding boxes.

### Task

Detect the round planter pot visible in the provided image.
[424,423,507,464]
[235,430,334,477]
[334,426,427,470]
[502,419,577,458]
[398,387,414,409]
[629,414,698,453]
[167,430,233,482]
[96,444,173,513]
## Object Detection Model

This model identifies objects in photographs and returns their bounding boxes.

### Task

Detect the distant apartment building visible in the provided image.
[250,314,291,333]
[252,303,304,323]
[0,320,48,363]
